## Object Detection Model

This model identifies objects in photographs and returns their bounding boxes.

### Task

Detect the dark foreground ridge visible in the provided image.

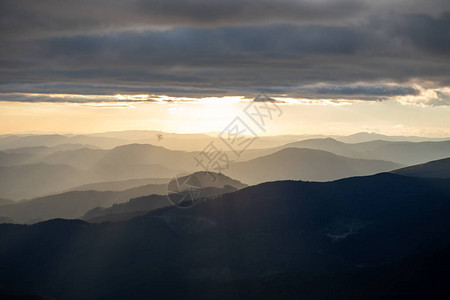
[0,173,450,299]
[392,157,450,178]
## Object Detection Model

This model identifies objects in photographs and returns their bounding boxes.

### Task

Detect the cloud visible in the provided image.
[0,1,448,101]
[0,93,150,104]
[1,15,449,94]
[0,82,440,106]
[1,0,448,39]
[429,90,450,106]
[306,84,420,98]
[0,82,226,96]
[0,0,367,39]
[394,87,450,106]
[0,92,241,104]
[253,93,277,102]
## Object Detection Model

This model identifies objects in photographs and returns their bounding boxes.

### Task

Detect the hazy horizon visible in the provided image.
[2,129,450,139]
[1,99,450,137]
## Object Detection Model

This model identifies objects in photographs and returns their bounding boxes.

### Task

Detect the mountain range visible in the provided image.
[392,157,450,178]
[238,138,450,166]
[0,143,194,200]
[2,131,447,152]
[0,173,449,299]
[1,132,449,200]
[0,172,246,224]
[226,147,401,184]
[65,178,170,192]
[0,161,181,201]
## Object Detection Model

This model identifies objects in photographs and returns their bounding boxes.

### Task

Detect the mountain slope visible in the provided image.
[0,163,88,200]
[0,144,188,200]
[83,172,247,222]
[65,178,170,192]
[100,144,197,170]
[0,161,180,201]
[2,143,98,155]
[0,174,449,299]
[0,183,170,223]
[0,151,35,167]
[280,138,450,165]
[0,134,126,150]
[0,285,54,300]
[392,157,450,178]
[0,144,99,168]
[225,147,401,184]
[83,185,239,223]
[41,143,198,171]
[0,172,247,223]
[0,198,13,207]
[335,131,450,143]
[87,130,309,151]
[188,245,450,300]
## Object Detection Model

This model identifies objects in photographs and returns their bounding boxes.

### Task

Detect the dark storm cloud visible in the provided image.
[2,0,448,39]
[0,82,226,97]
[0,0,366,39]
[0,0,449,102]
[311,85,420,97]
[0,24,366,70]
[0,93,95,103]
[0,81,422,103]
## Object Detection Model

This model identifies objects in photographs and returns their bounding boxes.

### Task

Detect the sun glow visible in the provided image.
[0,91,449,137]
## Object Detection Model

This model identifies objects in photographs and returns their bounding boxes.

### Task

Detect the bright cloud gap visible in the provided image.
[1,86,449,107]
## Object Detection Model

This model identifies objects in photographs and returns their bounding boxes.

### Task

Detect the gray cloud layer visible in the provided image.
[0,0,449,101]
[2,0,448,38]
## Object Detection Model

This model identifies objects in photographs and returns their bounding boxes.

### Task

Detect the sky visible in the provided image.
[0,0,449,136]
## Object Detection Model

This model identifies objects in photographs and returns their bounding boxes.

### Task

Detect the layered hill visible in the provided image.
[65,178,170,192]
[0,174,449,299]
[0,144,194,200]
[83,172,247,223]
[392,157,450,178]
[0,183,169,223]
[279,138,450,165]
[0,172,246,224]
[83,186,239,223]
[237,138,450,166]
[225,148,401,184]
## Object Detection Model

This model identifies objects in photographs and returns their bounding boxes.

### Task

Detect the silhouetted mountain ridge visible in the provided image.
[0,173,449,299]
[186,245,450,300]
[392,157,450,178]
[84,185,239,223]
[65,178,170,192]
[0,183,169,223]
[0,172,246,223]
[225,147,401,184]
[281,138,450,165]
